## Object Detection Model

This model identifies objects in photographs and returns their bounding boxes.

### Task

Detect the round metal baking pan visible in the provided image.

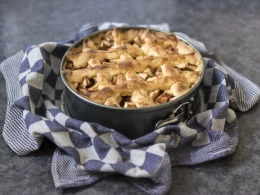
[60,26,205,139]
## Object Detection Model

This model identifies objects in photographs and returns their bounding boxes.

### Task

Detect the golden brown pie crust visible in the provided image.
[62,28,203,108]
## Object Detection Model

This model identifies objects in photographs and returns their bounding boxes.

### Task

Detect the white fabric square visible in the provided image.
[155,134,171,144]
[126,142,139,149]
[77,146,101,164]
[44,100,59,109]
[98,23,111,30]
[129,150,146,166]
[192,131,211,146]
[100,164,113,172]
[22,84,29,97]
[19,69,31,80]
[211,118,225,131]
[26,72,44,89]
[179,123,197,137]
[39,42,57,53]
[44,63,52,79]
[221,79,226,85]
[196,110,212,127]
[102,147,122,164]
[215,102,227,108]
[52,131,75,147]
[28,120,50,136]
[80,122,97,138]
[54,112,70,126]
[54,100,61,109]
[46,110,55,121]
[55,77,64,90]
[43,82,55,100]
[99,133,119,148]
[27,47,42,67]
[209,85,220,103]
[146,144,166,157]
[203,67,214,86]
[50,55,61,75]
[125,167,149,177]
[173,133,181,148]
[226,108,236,123]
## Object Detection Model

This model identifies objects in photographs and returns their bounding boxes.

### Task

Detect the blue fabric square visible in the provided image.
[45,69,58,89]
[84,160,105,171]
[212,68,225,85]
[48,108,61,117]
[141,152,162,174]
[216,84,228,102]
[19,57,30,74]
[30,59,44,74]
[61,146,81,164]
[69,131,92,149]
[65,118,84,130]
[55,89,64,100]
[15,96,31,111]
[212,103,228,119]
[135,132,159,146]
[45,120,67,132]
[24,111,43,129]
[93,137,111,160]
[28,84,42,106]
[50,44,70,59]
[40,47,52,65]
[111,162,136,174]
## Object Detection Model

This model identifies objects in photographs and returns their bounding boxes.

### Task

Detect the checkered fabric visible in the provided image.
[1,22,260,195]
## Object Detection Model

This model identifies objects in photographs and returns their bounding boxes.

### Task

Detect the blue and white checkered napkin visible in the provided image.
[1,22,260,195]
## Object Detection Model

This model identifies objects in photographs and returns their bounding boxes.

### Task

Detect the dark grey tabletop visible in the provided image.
[0,0,259,194]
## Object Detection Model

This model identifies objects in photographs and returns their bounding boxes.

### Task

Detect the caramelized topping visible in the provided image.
[63,28,202,107]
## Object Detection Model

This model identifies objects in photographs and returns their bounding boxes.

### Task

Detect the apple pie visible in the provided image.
[62,28,203,108]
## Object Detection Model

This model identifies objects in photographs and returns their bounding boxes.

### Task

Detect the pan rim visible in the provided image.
[60,26,205,112]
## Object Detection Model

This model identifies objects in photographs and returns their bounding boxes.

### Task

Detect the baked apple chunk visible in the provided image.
[63,28,202,108]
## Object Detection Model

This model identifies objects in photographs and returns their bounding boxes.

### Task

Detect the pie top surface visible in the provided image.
[62,28,203,108]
